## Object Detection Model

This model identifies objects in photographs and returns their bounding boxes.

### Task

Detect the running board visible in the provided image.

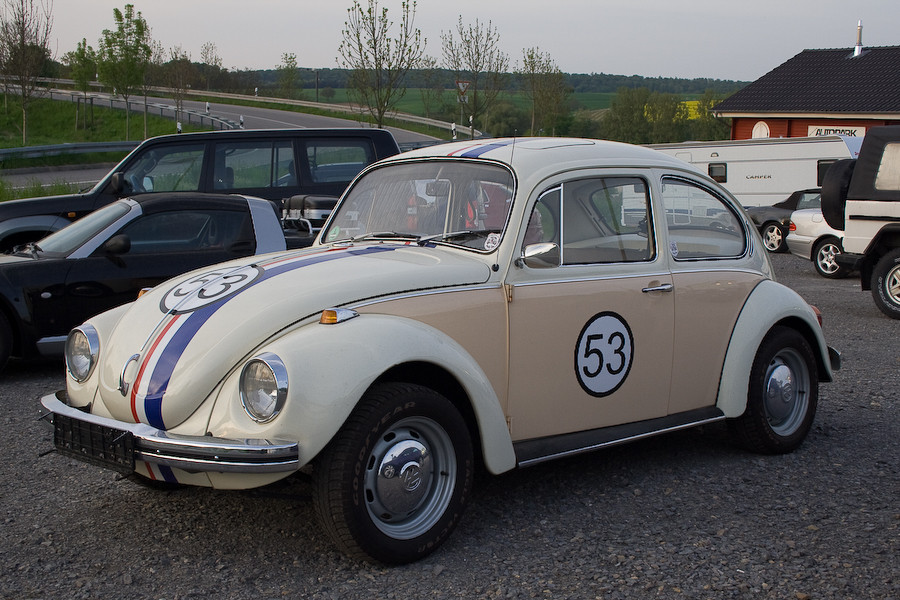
[514,406,726,468]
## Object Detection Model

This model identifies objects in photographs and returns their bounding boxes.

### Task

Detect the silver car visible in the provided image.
[786,208,850,278]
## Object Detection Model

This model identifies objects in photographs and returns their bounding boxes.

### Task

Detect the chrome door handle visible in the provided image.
[642,283,674,293]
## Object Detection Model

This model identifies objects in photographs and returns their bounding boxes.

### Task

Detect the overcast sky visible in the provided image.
[52,0,899,82]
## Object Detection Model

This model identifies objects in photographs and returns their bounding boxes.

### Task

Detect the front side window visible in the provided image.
[113,209,251,254]
[123,144,205,194]
[524,177,654,265]
[325,160,514,251]
[660,178,746,260]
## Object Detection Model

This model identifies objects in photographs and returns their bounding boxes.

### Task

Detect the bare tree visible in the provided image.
[97,4,151,140]
[167,45,194,127]
[518,47,568,135]
[0,0,53,145]
[200,41,221,91]
[441,17,508,135]
[417,55,446,119]
[338,0,424,128]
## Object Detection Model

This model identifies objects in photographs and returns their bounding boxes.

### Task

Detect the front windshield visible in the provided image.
[323,160,515,252]
[36,201,132,255]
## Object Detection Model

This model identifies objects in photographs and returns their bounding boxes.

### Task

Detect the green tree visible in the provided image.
[0,0,53,145]
[62,37,96,130]
[96,3,151,140]
[690,89,731,140]
[338,0,424,128]
[602,87,652,144]
[646,92,689,143]
[441,17,508,135]
[277,51,299,99]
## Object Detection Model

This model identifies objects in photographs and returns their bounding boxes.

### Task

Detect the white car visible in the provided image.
[41,138,839,564]
[787,208,850,278]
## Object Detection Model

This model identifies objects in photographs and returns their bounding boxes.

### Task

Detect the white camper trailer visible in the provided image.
[650,136,863,206]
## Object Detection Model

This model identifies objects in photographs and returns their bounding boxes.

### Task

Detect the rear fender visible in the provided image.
[716,280,835,418]
[206,313,517,475]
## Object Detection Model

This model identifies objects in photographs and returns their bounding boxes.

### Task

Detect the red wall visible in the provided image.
[731,117,899,140]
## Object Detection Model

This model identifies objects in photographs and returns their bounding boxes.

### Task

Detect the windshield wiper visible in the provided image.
[416,230,475,246]
[348,231,420,242]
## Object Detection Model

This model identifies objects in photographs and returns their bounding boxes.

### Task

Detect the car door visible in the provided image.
[504,174,675,442]
[61,206,255,330]
[657,176,764,414]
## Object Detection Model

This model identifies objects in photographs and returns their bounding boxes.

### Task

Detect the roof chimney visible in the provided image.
[853,20,863,57]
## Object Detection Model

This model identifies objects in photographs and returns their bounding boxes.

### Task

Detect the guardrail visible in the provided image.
[0,141,139,161]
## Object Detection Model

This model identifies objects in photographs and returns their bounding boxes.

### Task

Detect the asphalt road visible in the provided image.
[1,252,897,599]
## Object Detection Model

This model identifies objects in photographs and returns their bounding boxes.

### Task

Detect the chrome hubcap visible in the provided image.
[364,416,456,540]
[763,349,810,436]
[764,226,783,251]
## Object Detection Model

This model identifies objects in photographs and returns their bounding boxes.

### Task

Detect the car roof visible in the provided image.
[142,127,395,144]
[389,137,707,179]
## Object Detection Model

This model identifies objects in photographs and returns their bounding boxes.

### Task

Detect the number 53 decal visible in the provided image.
[574,312,634,397]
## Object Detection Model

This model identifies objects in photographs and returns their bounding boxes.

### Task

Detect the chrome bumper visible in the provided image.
[41,391,300,475]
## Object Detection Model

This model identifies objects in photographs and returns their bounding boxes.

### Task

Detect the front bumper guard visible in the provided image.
[41,391,300,475]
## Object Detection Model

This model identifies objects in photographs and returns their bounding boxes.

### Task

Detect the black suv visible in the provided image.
[0,128,401,250]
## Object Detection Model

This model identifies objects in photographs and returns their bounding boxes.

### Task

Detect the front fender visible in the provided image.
[716,280,836,418]
[206,313,517,476]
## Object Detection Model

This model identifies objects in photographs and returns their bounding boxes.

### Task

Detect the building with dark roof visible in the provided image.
[713,29,900,140]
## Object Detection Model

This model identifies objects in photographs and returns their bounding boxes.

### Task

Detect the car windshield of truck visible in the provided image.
[323,160,515,252]
[35,201,132,256]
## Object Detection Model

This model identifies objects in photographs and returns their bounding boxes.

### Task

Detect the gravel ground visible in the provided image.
[1,252,897,600]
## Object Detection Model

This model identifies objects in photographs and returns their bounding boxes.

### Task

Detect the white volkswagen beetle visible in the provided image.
[41,138,839,564]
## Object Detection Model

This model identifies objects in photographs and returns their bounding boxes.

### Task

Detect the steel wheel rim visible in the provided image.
[763,348,811,436]
[763,225,783,251]
[817,243,841,274]
[364,416,456,540]
[884,263,900,304]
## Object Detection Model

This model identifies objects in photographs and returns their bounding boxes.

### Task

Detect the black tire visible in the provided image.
[729,326,818,454]
[820,159,855,231]
[813,237,849,279]
[313,382,474,564]
[871,248,900,319]
[0,313,11,372]
[761,222,787,252]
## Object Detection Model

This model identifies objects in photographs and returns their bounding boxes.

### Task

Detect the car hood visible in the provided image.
[94,243,493,429]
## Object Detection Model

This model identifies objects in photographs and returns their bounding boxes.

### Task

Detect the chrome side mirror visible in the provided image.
[520,242,560,269]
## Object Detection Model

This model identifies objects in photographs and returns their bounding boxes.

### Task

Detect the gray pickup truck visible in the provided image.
[0,128,402,251]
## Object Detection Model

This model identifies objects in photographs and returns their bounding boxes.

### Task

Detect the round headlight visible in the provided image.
[240,353,288,423]
[65,325,100,382]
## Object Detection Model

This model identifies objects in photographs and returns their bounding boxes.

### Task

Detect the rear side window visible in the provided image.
[305,140,375,183]
[874,143,900,191]
[213,141,295,190]
[661,178,746,260]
